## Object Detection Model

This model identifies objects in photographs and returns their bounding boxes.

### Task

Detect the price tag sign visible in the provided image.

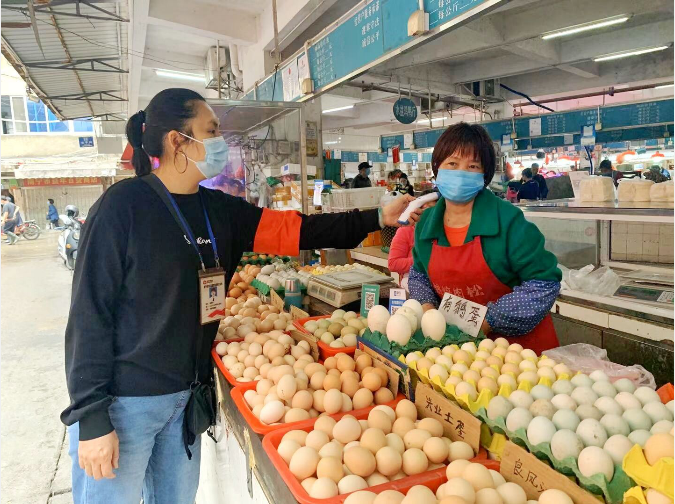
[313,179,324,206]
[291,306,310,320]
[270,289,285,313]
[501,441,599,504]
[360,284,380,317]
[580,125,596,146]
[414,383,481,452]
[438,292,486,337]
[388,288,406,314]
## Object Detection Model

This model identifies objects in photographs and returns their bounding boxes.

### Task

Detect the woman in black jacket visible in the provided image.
[61,88,420,504]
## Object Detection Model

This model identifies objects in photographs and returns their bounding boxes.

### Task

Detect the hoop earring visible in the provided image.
[175,151,188,174]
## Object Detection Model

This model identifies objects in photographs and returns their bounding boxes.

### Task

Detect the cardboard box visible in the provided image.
[500,441,600,504]
[357,337,414,399]
[414,382,481,452]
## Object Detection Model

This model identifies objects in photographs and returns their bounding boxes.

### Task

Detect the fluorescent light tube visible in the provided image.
[416,117,445,125]
[594,46,669,62]
[322,105,354,113]
[542,16,629,40]
[155,69,204,83]
[325,141,338,145]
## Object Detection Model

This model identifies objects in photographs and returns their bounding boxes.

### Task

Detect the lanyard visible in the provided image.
[150,176,221,271]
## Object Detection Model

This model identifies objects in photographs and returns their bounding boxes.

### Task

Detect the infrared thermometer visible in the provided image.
[397,191,439,225]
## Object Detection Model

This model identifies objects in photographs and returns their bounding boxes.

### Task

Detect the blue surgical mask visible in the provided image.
[180,132,229,178]
[436,169,484,203]
[365,168,371,176]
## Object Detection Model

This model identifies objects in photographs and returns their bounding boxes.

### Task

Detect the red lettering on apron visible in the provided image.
[427,237,558,355]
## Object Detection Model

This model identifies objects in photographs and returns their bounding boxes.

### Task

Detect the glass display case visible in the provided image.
[519,198,674,385]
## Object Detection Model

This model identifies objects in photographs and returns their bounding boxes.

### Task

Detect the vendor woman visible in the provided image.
[409,122,561,354]
[61,88,420,504]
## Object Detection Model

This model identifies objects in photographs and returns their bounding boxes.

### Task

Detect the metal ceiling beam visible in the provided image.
[2,1,129,22]
[23,56,128,73]
[50,90,127,102]
[0,35,65,120]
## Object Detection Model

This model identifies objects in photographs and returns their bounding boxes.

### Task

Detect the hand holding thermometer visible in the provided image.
[397,191,439,225]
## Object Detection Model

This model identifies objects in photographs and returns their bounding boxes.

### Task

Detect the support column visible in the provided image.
[301,97,323,180]
[241,47,276,92]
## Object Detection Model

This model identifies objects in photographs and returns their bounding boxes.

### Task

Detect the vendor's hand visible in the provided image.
[79,430,119,480]
[381,194,421,227]
[481,319,491,335]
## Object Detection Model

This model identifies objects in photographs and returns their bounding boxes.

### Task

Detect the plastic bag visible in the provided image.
[543,343,656,389]
[559,264,622,296]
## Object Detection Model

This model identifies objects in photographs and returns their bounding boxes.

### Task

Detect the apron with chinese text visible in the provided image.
[427,237,558,355]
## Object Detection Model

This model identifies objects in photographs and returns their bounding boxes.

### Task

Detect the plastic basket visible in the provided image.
[657,383,673,404]
[329,187,386,212]
[293,315,357,359]
[261,401,492,504]
[232,385,405,435]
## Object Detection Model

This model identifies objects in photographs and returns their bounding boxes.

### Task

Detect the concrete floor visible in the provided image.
[1,231,74,504]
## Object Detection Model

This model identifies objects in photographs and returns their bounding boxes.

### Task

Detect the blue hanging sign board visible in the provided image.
[79,137,94,148]
[393,97,418,124]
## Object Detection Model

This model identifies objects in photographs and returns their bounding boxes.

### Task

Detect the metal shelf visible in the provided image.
[518,198,674,223]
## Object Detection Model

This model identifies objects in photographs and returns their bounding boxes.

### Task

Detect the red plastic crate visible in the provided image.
[262,406,491,504]
[232,385,405,435]
[293,315,357,360]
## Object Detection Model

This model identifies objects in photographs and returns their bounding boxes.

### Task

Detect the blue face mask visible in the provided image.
[364,168,371,176]
[436,169,484,203]
[180,132,229,178]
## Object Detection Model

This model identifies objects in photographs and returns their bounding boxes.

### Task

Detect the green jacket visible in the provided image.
[412,189,562,287]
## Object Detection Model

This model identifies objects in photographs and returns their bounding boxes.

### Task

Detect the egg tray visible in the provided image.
[623,486,649,504]
[621,444,673,499]
[231,385,406,435]
[360,327,483,359]
[260,401,495,504]
[292,316,357,360]
[239,255,291,266]
[250,278,307,297]
[473,407,635,504]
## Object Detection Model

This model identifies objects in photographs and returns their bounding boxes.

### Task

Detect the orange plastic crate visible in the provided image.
[657,383,674,404]
[293,315,357,360]
[262,405,492,504]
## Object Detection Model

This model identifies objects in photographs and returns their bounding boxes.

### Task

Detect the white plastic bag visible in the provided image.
[543,343,656,389]
[559,264,621,296]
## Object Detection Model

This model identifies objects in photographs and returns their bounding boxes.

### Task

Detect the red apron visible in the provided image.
[428,237,558,355]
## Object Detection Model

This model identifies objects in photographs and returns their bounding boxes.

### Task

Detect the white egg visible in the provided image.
[551,394,577,411]
[634,386,661,406]
[506,407,533,432]
[420,309,446,341]
[487,396,514,421]
[538,489,573,504]
[591,380,617,398]
[527,416,556,446]
[666,400,674,413]
[643,402,673,423]
[594,397,623,416]
[589,370,609,382]
[615,392,642,411]
[578,446,614,482]
[551,380,575,395]
[603,435,634,465]
[530,384,554,401]
[599,414,630,437]
[651,420,674,434]
[613,378,636,394]
[367,305,390,334]
[571,387,599,406]
[401,299,423,322]
[496,482,527,504]
[571,374,593,388]
[508,390,534,409]
[628,429,652,447]
[550,429,584,461]
[396,307,418,332]
[429,364,449,382]
[386,314,413,346]
[623,408,653,431]
[552,409,581,431]
[576,418,608,448]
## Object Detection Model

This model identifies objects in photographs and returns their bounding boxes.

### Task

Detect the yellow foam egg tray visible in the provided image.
[622,444,674,499]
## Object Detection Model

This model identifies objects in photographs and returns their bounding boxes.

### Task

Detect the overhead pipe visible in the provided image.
[229,43,242,83]
[345,81,480,109]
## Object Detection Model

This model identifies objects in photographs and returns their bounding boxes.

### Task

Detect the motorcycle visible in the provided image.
[14,220,41,240]
[57,215,82,270]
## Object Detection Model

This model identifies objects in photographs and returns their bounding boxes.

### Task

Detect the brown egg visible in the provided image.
[341,370,359,383]
[477,377,499,395]
[285,408,311,423]
[404,429,432,450]
[314,416,337,439]
[304,363,326,378]
[452,350,472,364]
[368,409,393,434]
[352,388,374,410]
[418,418,444,437]
[374,388,394,405]
[328,368,342,378]
[313,390,326,412]
[402,448,428,475]
[360,428,387,454]
[324,356,338,370]
[481,367,499,380]
[310,372,327,390]
[342,377,361,398]
[229,287,243,298]
[344,446,376,477]
[306,429,330,452]
[317,457,344,483]
[501,363,519,376]
[333,416,362,444]
[363,372,382,392]
[337,355,356,373]
[292,390,314,411]
[355,354,372,374]
[324,374,342,391]
[395,399,418,422]
[392,417,416,439]
[324,388,344,415]
[375,446,403,476]
[423,437,449,464]
[372,368,389,388]
[289,446,320,480]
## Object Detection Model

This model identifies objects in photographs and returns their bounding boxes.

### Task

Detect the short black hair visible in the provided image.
[48,198,54,204]
[532,163,539,169]
[522,168,533,179]
[599,159,612,171]
[399,173,408,180]
[431,122,496,186]
[358,162,370,171]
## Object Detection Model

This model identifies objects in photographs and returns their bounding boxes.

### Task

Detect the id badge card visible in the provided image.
[199,268,227,325]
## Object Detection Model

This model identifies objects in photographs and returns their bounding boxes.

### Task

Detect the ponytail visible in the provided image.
[124,88,206,177]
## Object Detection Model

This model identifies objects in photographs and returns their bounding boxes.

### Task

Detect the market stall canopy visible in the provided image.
[1,0,129,125]
[12,158,118,179]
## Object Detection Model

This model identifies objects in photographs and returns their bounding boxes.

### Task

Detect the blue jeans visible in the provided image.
[68,390,201,504]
